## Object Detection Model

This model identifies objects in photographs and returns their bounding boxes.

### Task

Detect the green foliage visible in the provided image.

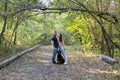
[0,0,120,61]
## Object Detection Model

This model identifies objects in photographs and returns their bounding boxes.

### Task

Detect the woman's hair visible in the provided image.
[59,33,62,42]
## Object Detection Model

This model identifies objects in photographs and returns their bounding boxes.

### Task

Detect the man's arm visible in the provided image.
[51,40,56,50]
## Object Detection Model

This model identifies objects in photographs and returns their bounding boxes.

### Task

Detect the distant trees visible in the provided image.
[0,0,45,52]
[52,0,120,57]
[0,0,119,57]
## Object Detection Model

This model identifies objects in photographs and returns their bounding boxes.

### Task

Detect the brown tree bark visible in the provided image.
[13,31,17,45]
[7,16,19,51]
[0,2,8,43]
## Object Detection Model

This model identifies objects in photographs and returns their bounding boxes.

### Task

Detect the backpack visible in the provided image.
[56,50,65,64]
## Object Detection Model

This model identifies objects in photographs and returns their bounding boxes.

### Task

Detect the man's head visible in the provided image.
[54,31,57,36]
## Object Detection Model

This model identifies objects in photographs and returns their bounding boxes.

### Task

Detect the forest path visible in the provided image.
[0,45,119,80]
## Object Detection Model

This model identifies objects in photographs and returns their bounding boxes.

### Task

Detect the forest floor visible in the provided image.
[0,45,120,80]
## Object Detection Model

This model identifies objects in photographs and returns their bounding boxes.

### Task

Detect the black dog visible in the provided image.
[56,50,65,64]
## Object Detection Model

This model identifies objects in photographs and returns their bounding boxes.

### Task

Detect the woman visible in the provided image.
[58,33,68,64]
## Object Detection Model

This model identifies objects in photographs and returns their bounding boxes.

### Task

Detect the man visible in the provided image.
[51,31,59,64]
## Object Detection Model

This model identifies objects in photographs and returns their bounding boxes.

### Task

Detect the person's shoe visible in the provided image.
[64,62,68,65]
[52,61,56,64]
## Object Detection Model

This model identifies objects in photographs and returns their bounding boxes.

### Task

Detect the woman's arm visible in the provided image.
[62,40,65,50]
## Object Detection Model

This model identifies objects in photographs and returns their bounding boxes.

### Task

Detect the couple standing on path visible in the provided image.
[51,31,68,64]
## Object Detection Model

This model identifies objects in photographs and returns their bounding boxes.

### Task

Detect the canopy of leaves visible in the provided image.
[0,0,119,58]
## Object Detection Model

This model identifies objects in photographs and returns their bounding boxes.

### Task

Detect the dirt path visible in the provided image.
[0,45,119,80]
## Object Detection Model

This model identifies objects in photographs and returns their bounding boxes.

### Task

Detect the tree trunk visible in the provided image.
[109,22,114,58]
[101,24,105,54]
[14,31,17,45]
[0,1,8,43]
[102,28,111,56]
[7,16,19,51]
